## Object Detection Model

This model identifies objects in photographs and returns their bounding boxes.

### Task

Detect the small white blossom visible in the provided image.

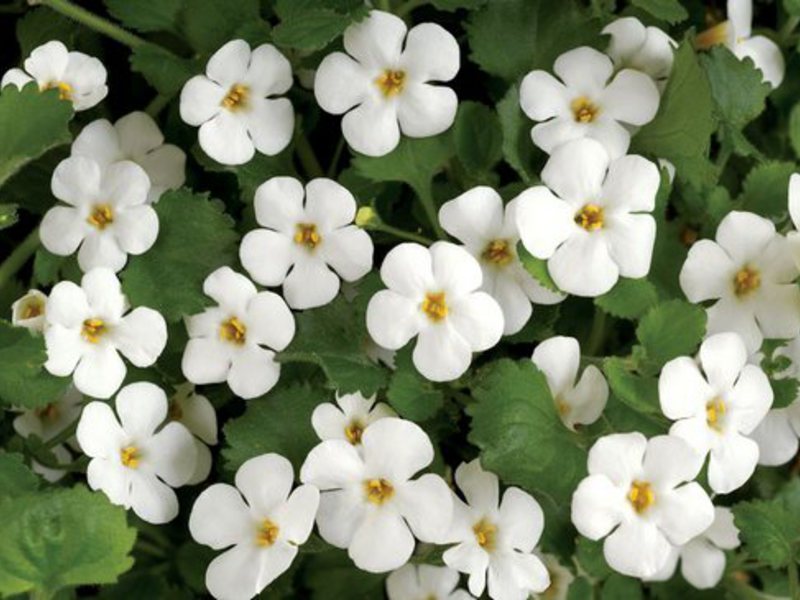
[438,187,564,336]
[77,382,197,524]
[11,289,47,332]
[519,46,659,158]
[603,17,676,91]
[300,417,452,573]
[181,267,295,400]
[314,10,459,157]
[180,40,294,165]
[515,138,660,297]
[239,177,373,310]
[679,210,800,355]
[571,433,714,579]
[189,454,319,600]
[72,112,186,203]
[44,268,167,399]
[168,383,218,485]
[442,459,550,600]
[366,242,504,382]
[532,336,608,430]
[311,391,395,446]
[40,156,158,273]
[533,554,574,600]
[1,40,107,111]
[387,564,474,600]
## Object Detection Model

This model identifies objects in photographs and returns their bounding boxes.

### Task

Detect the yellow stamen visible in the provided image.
[375,69,406,98]
[421,292,448,323]
[364,478,394,505]
[81,318,107,343]
[556,398,571,417]
[344,420,364,445]
[255,518,280,547]
[87,204,114,230]
[627,480,655,514]
[695,21,730,50]
[219,316,247,345]
[706,397,726,431]
[294,223,321,249]
[481,239,513,266]
[120,446,140,468]
[221,83,249,110]
[472,518,497,551]
[574,204,604,231]
[733,266,760,297]
[570,96,600,123]
[44,80,73,101]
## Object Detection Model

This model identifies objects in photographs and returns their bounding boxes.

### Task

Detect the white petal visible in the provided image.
[656,482,714,545]
[553,46,613,91]
[73,345,126,399]
[394,473,452,543]
[48,278,90,328]
[86,457,130,506]
[101,160,149,208]
[679,240,736,302]
[541,138,609,204]
[564,365,609,427]
[303,178,357,231]
[386,563,421,599]
[401,22,459,82]
[706,298,762,356]
[179,75,224,126]
[681,539,726,589]
[236,453,294,514]
[203,266,257,316]
[177,391,218,445]
[520,70,569,122]
[315,487,366,548]
[601,154,660,212]
[205,544,263,600]
[76,401,125,458]
[349,508,415,573]
[448,292,503,352]
[754,283,800,340]
[659,356,712,419]
[531,336,580,398]
[80,267,125,320]
[182,338,233,385]
[253,176,305,233]
[246,97,294,156]
[273,484,320,544]
[706,506,740,549]
[587,431,646,485]
[113,205,159,255]
[716,211,775,263]
[514,187,574,259]
[603,18,647,66]
[25,41,69,83]
[549,233,619,297]
[40,206,88,256]
[366,290,422,350]
[300,439,365,489]
[707,432,760,494]
[239,229,295,286]
[644,435,704,489]
[77,232,127,273]
[207,39,251,86]
[438,187,503,247]
[1,68,33,89]
[734,35,785,88]
[128,470,179,524]
[530,117,584,155]
[314,52,370,115]
[455,459,499,514]
[187,439,212,485]
[113,307,167,367]
[283,255,340,309]
[320,226,374,282]
[789,173,800,229]
[245,291,295,351]
[198,111,254,166]
[343,10,406,70]
[603,520,672,578]
[487,552,550,599]
[311,403,349,442]
[570,474,624,539]
[51,155,101,206]
[44,326,84,376]
[228,345,280,399]
[342,97,400,157]
[727,364,773,433]
[380,242,435,297]
[397,83,457,138]
[115,381,167,438]
[189,483,252,550]
[699,332,748,393]
[61,52,107,111]
[114,111,162,156]
[430,242,483,297]
[413,324,473,382]
[599,69,660,125]
[243,43,293,97]
[145,421,196,487]
[728,0,752,38]
[585,117,631,160]
[498,487,544,552]
[361,417,433,481]
[492,272,533,335]
[669,416,715,457]
[137,145,186,202]
[443,542,489,597]
[750,408,798,466]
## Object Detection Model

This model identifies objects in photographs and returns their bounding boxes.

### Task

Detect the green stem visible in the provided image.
[327,138,345,178]
[371,221,433,245]
[44,419,79,450]
[789,556,799,600]
[135,538,167,558]
[376,0,391,11]
[35,0,148,49]
[585,308,607,356]
[145,94,171,118]
[414,185,446,240]
[295,134,325,179]
[396,0,426,17]
[0,227,39,292]
[780,16,800,45]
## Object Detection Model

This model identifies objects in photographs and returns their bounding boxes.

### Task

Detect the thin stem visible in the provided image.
[43,419,79,450]
[376,0,391,11]
[396,0,426,17]
[780,16,800,45]
[34,0,149,49]
[135,538,167,559]
[789,555,799,600]
[413,184,446,240]
[327,138,346,178]
[145,94,171,118]
[585,308,607,357]
[371,221,433,245]
[0,227,39,292]
[295,134,325,179]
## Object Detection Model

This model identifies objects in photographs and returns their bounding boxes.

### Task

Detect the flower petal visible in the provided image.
[236,453,294,514]
[380,242,434,297]
[541,138,609,204]
[203,266,256,316]
[553,46,613,92]
[727,364,773,433]
[44,325,84,376]
[438,187,503,248]
[361,418,433,482]
[734,35,784,88]
[520,70,569,122]
[401,22,459,82]
[245,291,295,351]
[73,345,126,399]
[320,226,374,282]
[599,69,660,126]
[750,408,798,466]
[601,154,660,212]
[548,232,619,297]
[343,10,406,70]
[397,83,457,138]
[656,482,714,545]
[570,474,624,539]
[179,75,225,126]
[128,470,179,524]
[113,307,167,367]
[40,206,88,256]
[300,439,365,489]
[531,336,579,398]
[366,290,421,350]
[244,43,293,97]
[314,52,370,114]
[659,357,712,420]
[413,324,472,382]
[587,431,645,485]
[604,520,672,578]
[145,421,196,487]
[182,338,233,385]
[679,240,736,302]
[51,155,101,207]
[207,39,251,86]
[342,97,400,157]
[681,539,726,589]
[498,487,544,552]
[76,401,125,458]
[315,487,366,548]
[514,186,575,259]
[273,484,320,544]
[699,332,747,393]
[349,508,415,573]
[644,435,704,488]
[228,345,280,399]
[246,97,294,157]
[715,211,775,263]
[448,291,503,352]
[754,283,800,340]
[199,111,254,165]
[113,205,159,255]
[239,229,295,286]
[394,473,452,543]
[283,255,340,309]
[189,483,252,550]
[204,544,263,600]
[116,381,167,439]
[708,431,759,494]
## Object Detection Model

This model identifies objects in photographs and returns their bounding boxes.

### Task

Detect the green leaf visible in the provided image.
[105,0,182,32]
[575,537,612,580]
[273,6,367,51]
[787,0,800,15]
[130,46,198,97]
[496,85,537,184]
[738,161,796,220]
[223,383,323,472]
[454,101,503,173]
[179,0,261,53]
[2,146,69,216]
[0,84,73,189]
[431,0,488,10]
[630,0,688,23]
[567,577,594,600]
[121,189,239,322]
[790,102,800,160]
[595,278,659,320]
[0,204,18,230]
[603,357,661,415]
[631,43,715,188]
[701,46,771,130]
[601,573,644,600]
[0,486,136,596]
[386,348,444,421]
[16,8,78,57]
[0,452,40,498]
[467,359,587,502]
[305,549,385,599]
[0,321,71,409]
[517,242,560,292]
[635,300,706,372]
[466,0,600,82]
[771,377,799,410]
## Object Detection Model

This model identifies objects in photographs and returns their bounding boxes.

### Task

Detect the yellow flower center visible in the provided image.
[81,318,107,343]
[20,297,44,320]
[375,69,406,98]
[570,96,600,123]
[120,446,140,468]
[733,266,760,297]
[294,223,321,249]
[473,518,497,551]
[556,398,571,417]
[421,292,448,323]
[255,518,280,547]
[364,478,394,505]
[627,480,655,514]
[695,21,730,50]
[219,316,247,345]
[87,204,114,230]
[44,80,73,101]
[706,397,726,431]
[481,239,513,267]
[344,420,364,445]
[574,203,604,231]
[221,83,249,111]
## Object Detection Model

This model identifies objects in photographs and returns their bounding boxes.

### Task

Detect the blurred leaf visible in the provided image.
[454,101,503,173]
[595,278,659,320]
[386,348,444,421]
[630,0,688,23]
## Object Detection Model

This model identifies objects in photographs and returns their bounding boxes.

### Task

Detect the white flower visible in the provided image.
[533,554,574,600]
[1,40,107,111]
[438,187,564,336]
[787,173,800,271]
[40,156,158,273]
[314,10,459,157]
[44,268,167,399]
[571,433,714,579]
[603,17,676,91]
[696,0,784,87]
[300,417,452,573]
[189,454,319,600]
[679,210,800,355]
[77,382,197,524]
[387,564,474,600]
[181,267,295,400]
[519,46,659,158]
[531,336,608,430]
[11,289,47,332]
[168,383,218,485]
[71,112,186,203]
[366,242,504,382]
[515,138,660,297]
[239,177,373,310]
[659,332,773,494]
[311,391,395,446]
[442,459,550,600]
[180,40,294,165]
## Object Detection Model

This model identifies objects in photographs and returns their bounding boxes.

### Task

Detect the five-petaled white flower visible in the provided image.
[438,187,564,336]
[366,242,504,382]
[40,156,158,273]
[168,383,218,485]
[11,289,47,332]
[515,138,660,297]
[311,391,395,446]
[679,210,800,355]
[77,382,197,524]
[182,267,295,400]
[44,268,167,399]
[300,417,452,573]
[603,17,676,91]
[1,40,107,111]
[571,432,714,579]
[72,112,186,204]
[519,46,659,158]
[189,453,319,600]
[239,177,374,310]
[442,459,550,600]
[387,564,474,600]
[532,336,608,430]
[180,39,294,165]
[314,10,459,157]
[696,0,785,88]
[659,332,773,494]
